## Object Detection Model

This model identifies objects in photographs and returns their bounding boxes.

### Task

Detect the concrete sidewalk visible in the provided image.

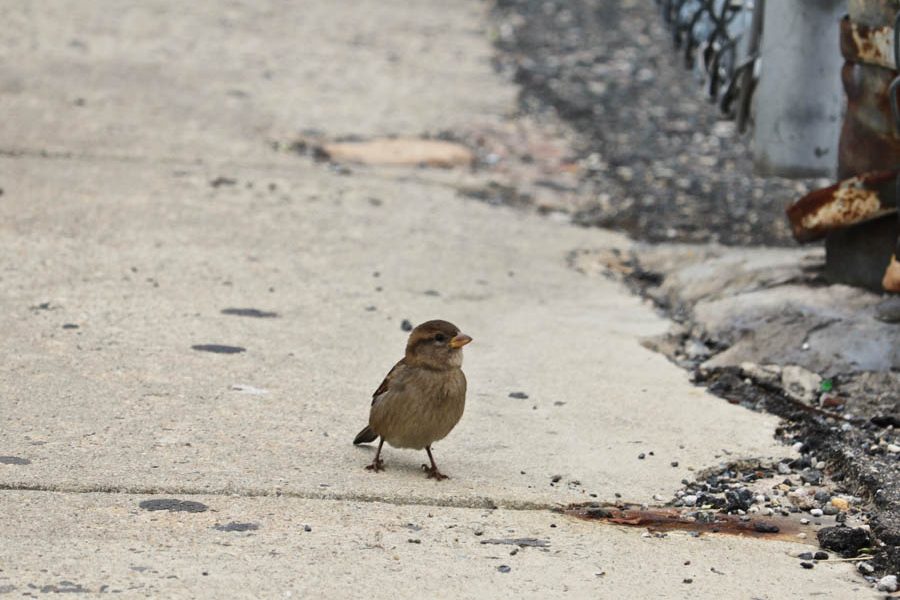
[0,1,874,597]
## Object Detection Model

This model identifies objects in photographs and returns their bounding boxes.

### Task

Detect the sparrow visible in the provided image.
[353,319,472,480]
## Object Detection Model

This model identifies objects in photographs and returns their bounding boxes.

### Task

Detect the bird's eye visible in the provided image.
[434,333,447,343]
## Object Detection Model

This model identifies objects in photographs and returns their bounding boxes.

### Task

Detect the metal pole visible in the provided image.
[752,0,846,178]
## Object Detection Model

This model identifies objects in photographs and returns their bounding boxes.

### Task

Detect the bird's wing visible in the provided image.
[371,358,406,406]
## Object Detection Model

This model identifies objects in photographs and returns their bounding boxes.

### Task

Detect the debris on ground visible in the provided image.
[570,244,900,577]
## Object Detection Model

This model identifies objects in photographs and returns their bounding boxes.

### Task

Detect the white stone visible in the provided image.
[781,365,821,402]
[876,575,898,593]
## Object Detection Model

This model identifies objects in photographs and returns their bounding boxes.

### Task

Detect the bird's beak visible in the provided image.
[449,333,473,349]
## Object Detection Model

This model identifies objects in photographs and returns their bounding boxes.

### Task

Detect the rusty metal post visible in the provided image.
[827,0,900,290]
[753,0,846,178]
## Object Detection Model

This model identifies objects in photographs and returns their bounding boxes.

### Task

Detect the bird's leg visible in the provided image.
[365,438,385,472]
[421,445,448,480]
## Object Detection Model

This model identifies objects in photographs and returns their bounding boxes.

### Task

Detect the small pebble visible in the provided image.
[670,461,679,467]
[497,565,511,574]
[814,552,828,560]
[810,508,823,518]
[887,444,900,454]
[304,525,312,532]
[877,575,898,593]
[638,453,645,460]
[682,578,692,584]
[401,319,413,332]
[830,497,849,511]
[858,562,874,574]
[797,552,813,560]
[800,562,814,570]
[799,518,810,525]
[753,522,779,533]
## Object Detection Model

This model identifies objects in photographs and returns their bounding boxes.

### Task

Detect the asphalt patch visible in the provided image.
[213,521,259,532]
[191,344,246,354]
[220,308,279,318]
[139,499,209,513]
[817,526,872,557]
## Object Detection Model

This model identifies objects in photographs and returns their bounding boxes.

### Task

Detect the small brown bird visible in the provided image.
[353,319,472,480]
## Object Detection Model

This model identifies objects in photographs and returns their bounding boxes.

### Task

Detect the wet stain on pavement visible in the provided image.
[139,499,209,513]
[220,308,279,318]
[568,504,803,542]
[191,344,246,354]
[0,456,31,465]
[213,521,260,532]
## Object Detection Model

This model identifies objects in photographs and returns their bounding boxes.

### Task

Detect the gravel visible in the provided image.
[491,0,821,246]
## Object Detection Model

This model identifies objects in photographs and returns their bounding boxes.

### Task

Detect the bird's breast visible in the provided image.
[370,367,466,450]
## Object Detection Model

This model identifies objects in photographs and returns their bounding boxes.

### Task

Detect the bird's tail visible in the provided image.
[353,425,378,445]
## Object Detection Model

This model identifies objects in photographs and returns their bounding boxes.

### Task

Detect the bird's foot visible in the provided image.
[421,463,448,481]
[365,458,385,473]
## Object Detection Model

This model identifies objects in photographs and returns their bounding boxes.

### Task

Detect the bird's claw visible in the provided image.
[421,464,448,481]
[365,458,385,473]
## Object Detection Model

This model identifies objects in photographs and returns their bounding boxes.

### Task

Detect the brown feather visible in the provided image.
[353,320,469,455]
[371,358,406,405]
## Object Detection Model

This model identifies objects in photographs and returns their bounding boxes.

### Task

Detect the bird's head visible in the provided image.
[405,319,472,370]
